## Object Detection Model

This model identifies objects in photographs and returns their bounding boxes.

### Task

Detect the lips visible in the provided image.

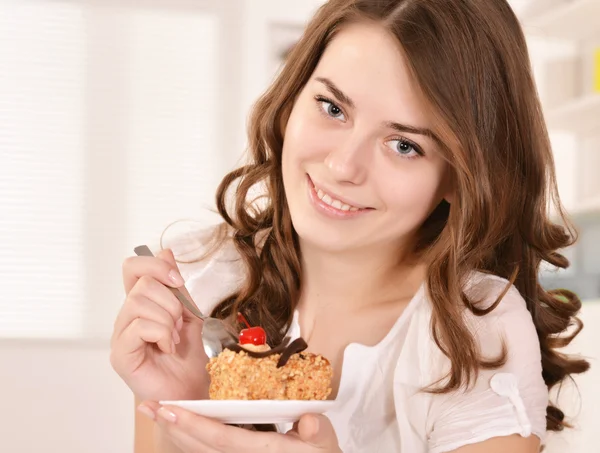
[314,186,361,211]
[306,175,373,218]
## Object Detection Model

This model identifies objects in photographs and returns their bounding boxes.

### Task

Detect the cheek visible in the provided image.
[283,107,333,165]
[381,164,446,215]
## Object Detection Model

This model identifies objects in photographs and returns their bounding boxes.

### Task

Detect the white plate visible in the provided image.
[158,399,337,424]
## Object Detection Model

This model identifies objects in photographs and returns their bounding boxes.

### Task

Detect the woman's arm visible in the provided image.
[135,396,156,453]
[154,425,184,453]
[424,280,548,453]
[447,432,540,452]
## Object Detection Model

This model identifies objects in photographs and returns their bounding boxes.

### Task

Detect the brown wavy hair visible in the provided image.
[203,0,589,432]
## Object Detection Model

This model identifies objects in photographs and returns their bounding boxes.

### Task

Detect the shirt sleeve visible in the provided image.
[427,277,549,453]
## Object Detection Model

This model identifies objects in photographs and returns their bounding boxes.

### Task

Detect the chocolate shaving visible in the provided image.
[276,337,308,368]
[224,336,309,368]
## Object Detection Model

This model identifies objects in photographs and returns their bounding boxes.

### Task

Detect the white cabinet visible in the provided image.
[519,0,600,218]
[520,0,600,41]
[237,0,326,154]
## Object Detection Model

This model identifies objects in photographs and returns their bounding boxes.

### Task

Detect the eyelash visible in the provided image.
[313,94,425,160]
[386,137,425,160]
[314,95,344,121]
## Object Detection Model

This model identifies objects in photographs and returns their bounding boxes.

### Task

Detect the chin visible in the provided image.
[289,213,360,254]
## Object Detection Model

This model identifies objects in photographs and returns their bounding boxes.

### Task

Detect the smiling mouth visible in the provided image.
[307,175,373,214]
[314,186,361,211]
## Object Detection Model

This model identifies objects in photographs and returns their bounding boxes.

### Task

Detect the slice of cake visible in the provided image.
[206,314,333,400]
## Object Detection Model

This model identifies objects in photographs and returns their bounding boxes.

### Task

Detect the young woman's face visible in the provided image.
[282,22,451,255]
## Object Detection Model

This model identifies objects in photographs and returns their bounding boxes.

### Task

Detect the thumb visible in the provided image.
[297,414,339,449]
[157,248,178,267]
[156,248,199,319]
[157,249,187,294]
[156,248,189,296]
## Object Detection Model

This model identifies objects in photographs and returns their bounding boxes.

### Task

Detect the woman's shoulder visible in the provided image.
[464,270,527,312]
[402,270,541,379]
[464,271,525,306]
[461,271,536,339]
[421,270,539,353]
[411,270,532,332]
[397,271,548,450]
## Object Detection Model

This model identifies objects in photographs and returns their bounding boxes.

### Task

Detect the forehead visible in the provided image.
[312,22,432,129]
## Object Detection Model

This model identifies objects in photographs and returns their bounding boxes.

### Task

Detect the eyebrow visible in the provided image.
[314,76,444,147]
[315,76,356,109]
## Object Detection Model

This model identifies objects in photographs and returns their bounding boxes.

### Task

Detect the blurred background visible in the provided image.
[0,0,598,451]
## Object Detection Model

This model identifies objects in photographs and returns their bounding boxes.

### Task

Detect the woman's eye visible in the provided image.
[386,139,423,158]
[318,99,346,121]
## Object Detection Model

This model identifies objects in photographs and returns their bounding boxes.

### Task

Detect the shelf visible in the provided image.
[521,0,600,41]
[545,94,600,134]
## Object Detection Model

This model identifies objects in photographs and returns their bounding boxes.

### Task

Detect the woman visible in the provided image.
[110,0,590,452]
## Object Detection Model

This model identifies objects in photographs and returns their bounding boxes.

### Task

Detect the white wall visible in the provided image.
[544,301,600,453]
[1,1,598,453]
[1,340,134,453]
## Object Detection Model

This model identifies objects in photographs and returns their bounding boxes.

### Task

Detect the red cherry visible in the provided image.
[239,326,267,345]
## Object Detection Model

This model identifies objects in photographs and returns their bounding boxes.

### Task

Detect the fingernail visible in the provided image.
[176,316,183,332]
[158,407,177,423]
[137,404,156,420]
[168,269,184,286]
[172,328,180,345]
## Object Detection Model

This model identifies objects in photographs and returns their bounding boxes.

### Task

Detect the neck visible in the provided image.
[297,239,425,314]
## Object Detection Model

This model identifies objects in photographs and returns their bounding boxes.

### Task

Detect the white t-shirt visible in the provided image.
[160,225,548,453]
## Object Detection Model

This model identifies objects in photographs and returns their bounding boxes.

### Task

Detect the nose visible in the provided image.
[323,135,369,185]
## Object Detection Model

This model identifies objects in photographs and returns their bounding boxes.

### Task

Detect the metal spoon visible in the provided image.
[133,245,239,358]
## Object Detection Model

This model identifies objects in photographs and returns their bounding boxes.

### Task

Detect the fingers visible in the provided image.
[297,414,319,440]
[114,275,184,338]
[136,402,218,453]
[122,249,201,320]
[156,248,177,267]
[111,273,187,365]
[156,249,198,316]
[122,250,184,294]
[296,414,339,449]
[152,405,281,453]
[120,318,176,355]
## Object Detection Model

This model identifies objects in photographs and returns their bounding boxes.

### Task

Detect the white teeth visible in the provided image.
[314,185,360,211]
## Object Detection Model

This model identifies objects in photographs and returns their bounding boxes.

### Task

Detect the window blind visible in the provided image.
[0,1,225,339]
[0,1,86,338]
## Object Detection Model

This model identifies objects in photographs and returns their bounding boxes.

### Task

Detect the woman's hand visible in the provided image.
[110,249,209,402]
[138,401,343,453]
